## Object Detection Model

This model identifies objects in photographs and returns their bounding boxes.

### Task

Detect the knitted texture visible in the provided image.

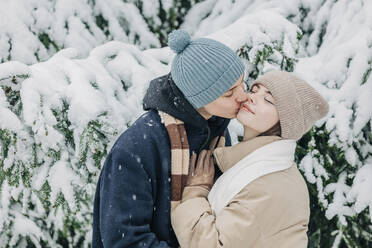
[168,30,244,108]
[168,30,191,53]
[253,71,329,140]
[159,111,226,212]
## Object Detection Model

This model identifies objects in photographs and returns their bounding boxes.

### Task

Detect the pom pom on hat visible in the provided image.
[168,30,191,54]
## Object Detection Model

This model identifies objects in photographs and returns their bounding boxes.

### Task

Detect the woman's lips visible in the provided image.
[241,103,255,114]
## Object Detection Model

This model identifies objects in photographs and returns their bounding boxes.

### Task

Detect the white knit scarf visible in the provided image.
[208,139,297,215]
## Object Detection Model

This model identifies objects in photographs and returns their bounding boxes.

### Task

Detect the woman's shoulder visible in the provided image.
[240,164,308,199]
[230,164,309,236]
[232,164,309,216]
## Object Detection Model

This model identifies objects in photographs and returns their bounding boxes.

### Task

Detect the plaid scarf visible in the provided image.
[159,111,226,211]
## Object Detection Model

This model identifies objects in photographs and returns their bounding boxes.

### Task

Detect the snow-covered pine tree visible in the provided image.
[0,44,168,247]
[129,0,205,46]
[0,7,300,246]
[0,0,205,65]
[292,0,372,247]
[1,0,372,247]
[0,0,157,64]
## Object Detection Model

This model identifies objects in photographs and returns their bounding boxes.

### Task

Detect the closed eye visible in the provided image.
[265,99,274,105]
[224,91,233,97]
[249,88,258,94]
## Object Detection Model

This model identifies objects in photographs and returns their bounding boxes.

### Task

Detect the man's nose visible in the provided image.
[235,87,248,103]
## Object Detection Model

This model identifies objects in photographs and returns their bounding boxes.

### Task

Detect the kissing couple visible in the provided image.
[92,30,328,248]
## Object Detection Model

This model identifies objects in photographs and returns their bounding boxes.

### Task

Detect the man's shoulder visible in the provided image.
[121,110,164,135]
[134,110,163,128]
[112,110,167,153]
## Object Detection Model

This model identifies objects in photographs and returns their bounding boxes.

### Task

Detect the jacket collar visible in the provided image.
[213,135,282,173]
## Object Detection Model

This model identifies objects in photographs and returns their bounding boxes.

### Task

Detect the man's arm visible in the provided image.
[98,148,170,248]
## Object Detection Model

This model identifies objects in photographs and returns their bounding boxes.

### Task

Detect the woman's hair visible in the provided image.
[258,121,281,137]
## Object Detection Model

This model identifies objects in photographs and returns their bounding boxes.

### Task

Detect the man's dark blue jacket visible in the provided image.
[92,74,231,247]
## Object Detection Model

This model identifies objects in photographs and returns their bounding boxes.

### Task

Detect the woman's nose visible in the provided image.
[246,93,255,104]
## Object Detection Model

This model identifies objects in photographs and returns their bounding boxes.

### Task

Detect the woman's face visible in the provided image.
[236,83,279,133]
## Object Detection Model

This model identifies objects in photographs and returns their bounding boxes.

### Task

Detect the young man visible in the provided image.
[92,30,247,247]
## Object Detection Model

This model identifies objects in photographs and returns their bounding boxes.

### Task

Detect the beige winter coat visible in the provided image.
[171,136,310,248]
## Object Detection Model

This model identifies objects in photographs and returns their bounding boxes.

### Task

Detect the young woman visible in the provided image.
[171,70,329,248]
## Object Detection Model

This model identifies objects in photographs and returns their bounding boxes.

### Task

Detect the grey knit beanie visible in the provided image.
[168,30,244,108]
[253,70,329,140]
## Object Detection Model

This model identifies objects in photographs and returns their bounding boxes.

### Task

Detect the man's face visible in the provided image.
[198,74,247,119]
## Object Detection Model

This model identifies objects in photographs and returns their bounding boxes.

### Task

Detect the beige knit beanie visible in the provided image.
[253,70,329,140]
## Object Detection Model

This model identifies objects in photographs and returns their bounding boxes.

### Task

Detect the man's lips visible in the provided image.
[241,103,255,114]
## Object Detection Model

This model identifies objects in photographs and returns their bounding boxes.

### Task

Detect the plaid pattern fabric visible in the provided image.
[159,111,226,211]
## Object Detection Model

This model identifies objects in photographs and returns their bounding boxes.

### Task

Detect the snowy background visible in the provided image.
[0,0,371,247]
